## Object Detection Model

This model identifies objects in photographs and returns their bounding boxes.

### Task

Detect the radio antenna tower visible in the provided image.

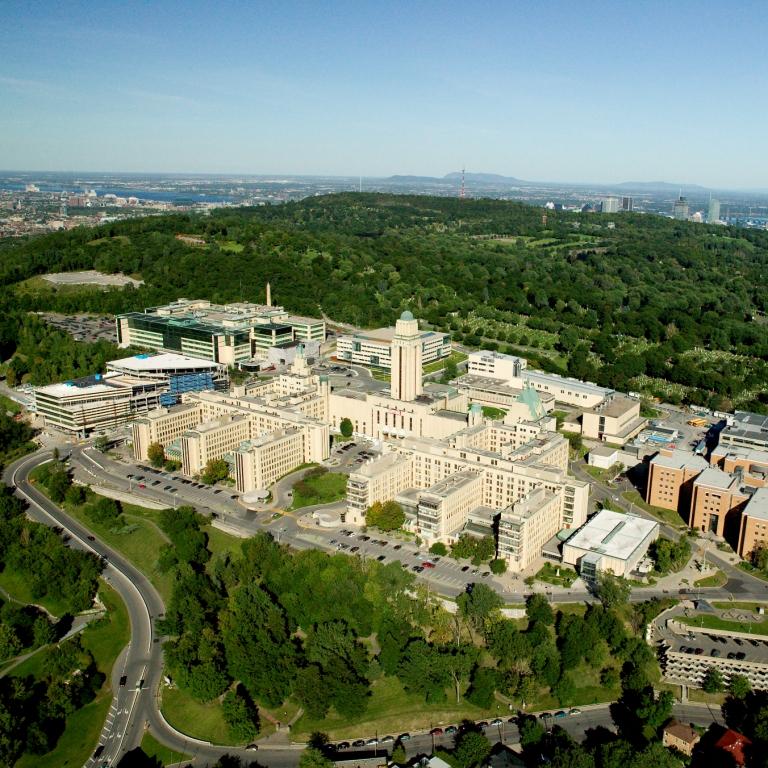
[459,167,466,199]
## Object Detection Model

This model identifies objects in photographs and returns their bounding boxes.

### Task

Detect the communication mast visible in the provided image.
[459,167,466,199]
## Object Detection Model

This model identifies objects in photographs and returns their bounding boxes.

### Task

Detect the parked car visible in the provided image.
[429,727,443,736]
[398,733,411,742]
[352,740,365,748]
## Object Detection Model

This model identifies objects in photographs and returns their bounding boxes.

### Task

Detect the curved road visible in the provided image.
[1,450,739,766]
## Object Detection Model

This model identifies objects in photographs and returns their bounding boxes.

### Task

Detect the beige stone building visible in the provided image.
[132,354,330,491]
[345,419,589,565]
[580,394,645,443]
[497,489,562,572]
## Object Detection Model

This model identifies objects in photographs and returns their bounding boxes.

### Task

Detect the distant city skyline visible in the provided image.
[1,1,767,188]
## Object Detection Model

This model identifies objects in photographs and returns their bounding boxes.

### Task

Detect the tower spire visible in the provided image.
[266,281,272,307]
[459,167,466,199]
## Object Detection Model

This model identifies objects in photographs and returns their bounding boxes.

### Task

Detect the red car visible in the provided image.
[422,561,436,569]
[430,727,443,736]
[138,483,146,489]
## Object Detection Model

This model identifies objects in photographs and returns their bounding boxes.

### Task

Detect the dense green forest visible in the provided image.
[156,514,675,748]
[0,485,104,765]
[2,193,768,409]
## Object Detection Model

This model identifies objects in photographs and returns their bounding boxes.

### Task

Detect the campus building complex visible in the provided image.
[132,350,330,492]
[116,296,325,366]
[336,323,451,370]
[460,351,644,443]
[34,353,227,436]
[345,415,589,571]
[646,439,768,559]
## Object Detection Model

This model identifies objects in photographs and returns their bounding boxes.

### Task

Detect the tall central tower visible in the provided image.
[391,310,422,402]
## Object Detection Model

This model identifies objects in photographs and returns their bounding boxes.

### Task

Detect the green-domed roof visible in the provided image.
[399,310,414,321]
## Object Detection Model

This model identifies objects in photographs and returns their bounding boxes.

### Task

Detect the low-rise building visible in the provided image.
[117,297,325,365]
[689,466,750,537]
[336,326,451,369]
[466,350,612,407]
[561,509,659,581]
[34,353,227,436]
[646,449,709,512]
[581,394,645,443]
[661,720,701,756]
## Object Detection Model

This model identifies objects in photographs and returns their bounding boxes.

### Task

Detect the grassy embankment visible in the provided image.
[14,584,130,768]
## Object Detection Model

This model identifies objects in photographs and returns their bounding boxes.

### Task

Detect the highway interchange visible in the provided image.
[3,440,756,766]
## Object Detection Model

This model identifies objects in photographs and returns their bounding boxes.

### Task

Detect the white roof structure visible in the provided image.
[108,353,221,372]
[564,509,658,561]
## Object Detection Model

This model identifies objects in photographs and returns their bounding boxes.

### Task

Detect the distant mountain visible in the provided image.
[613,180,709,192]
[385,175,450,183]
[444,171,525,184]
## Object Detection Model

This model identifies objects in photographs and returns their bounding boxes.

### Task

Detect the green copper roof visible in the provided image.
[400,310,414,321]
[517,382,546,420]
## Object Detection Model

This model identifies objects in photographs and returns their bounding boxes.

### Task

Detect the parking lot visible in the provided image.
[43,313,117,343]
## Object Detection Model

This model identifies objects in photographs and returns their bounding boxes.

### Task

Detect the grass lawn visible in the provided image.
[694,570,727,588]
[534,562,578,588]
[0,567,72,618]
[422,351,468,375]
[291,675,505,739]
[290,471,349,510]
[162,686,233,745]
[206,525,245,560]
[0,393,21,414]
[219,240,245,253]
[481,406,507,420]
[679,613,768,636]
[738,562,768,582]
[712,601,768,611]
[622,490,688,529]
[63,499,176,604]
[369,368,391,383]
[141,732,191,766]
[14,583,130,768]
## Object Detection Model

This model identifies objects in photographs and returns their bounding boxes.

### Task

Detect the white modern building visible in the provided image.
[466,350,613,408]
[561,509,659,582]
[336,321,451,370]
[34,353,227,436]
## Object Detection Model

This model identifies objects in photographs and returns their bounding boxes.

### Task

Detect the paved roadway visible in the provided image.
[68,445,768,605]
[1,448,747,766]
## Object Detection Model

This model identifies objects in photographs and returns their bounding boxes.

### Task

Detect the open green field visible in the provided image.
[218,240,245,253]
[0,394,21,415]
[481,406,507,420]
[290,471,348,510]
[14,583,130,768]
[622,490,688,529]
[0,567,71,618]
[140,732,191,766]
[161,686,232,745]
[292,674,504,739]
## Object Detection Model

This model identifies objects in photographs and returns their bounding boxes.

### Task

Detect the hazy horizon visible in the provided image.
[2,0,767,188]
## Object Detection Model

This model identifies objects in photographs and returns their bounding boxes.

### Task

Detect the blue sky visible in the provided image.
[1,1,766,187]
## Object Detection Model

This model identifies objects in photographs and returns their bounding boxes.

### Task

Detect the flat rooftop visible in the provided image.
[565,509,658,561]
[694,466,739,490]
[421,470,481,499]
[744,486,768,522]
[523,368,612,398]
[650,449,709,471]
[108,352,221,372]
[35,371,127,398]
[586,394,638,418]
